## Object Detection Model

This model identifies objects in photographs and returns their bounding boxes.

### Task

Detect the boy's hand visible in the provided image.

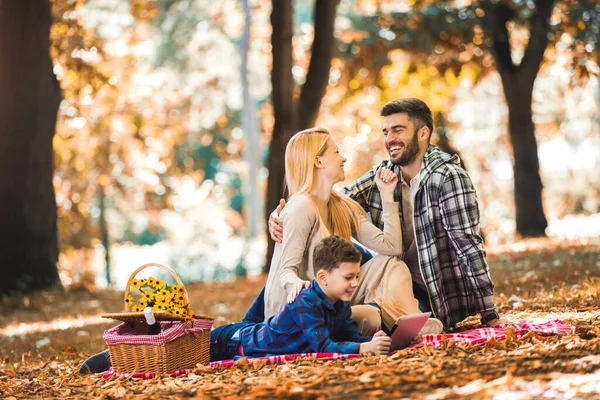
[269,199,286,243]
[286,280,310,304]
[360,331,391,355]
[410,333,422,345]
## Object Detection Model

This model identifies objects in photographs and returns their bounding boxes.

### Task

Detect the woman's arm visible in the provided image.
[354,202,402,256]
[353,166,403,256]
[275,195,319,291]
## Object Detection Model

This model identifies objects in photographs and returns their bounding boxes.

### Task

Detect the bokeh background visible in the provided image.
[46,0,599,290]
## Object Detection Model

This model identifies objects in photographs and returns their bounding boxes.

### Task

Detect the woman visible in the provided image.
[264,127,442,334]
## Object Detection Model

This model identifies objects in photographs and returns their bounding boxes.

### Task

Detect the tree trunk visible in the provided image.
[484,0,553,238]
[98,186,111,286]
[434,113,466,170]
[297,0,340,125]
[264,0,340,271]
[265,0,296,271]
[503,79,548,236]
[240,0,261,239]
[0,0,62,295]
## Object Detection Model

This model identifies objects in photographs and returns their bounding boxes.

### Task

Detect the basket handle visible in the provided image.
[123,263,189,312]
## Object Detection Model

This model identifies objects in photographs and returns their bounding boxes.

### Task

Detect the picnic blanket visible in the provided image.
[102,319,574,379]
[414,319,574,348]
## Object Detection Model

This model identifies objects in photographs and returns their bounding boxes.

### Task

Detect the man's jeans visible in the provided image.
[243,242,375,323]
[412,281,432,313]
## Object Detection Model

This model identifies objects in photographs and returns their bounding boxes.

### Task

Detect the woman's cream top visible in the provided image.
[263,193,402,319]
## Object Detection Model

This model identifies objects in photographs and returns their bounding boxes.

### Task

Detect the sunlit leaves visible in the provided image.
[50,0,186,257]
[343,0,599,84]
[47,0,275,289]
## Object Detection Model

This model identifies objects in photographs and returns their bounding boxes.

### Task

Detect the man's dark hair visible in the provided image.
[380,98,434,136]
[313,235,362,275]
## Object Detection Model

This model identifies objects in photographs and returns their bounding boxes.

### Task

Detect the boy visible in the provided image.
[210,236,391,361]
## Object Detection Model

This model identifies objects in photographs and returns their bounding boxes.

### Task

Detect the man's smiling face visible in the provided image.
[382,112,421,166]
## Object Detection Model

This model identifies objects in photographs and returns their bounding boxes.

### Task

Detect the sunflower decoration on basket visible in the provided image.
[125,277,194,321]
[102,264,201,324]
[101,263,214,374]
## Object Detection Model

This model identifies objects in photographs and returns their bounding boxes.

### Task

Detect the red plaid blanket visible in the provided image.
[413,319,574,348]
[102,319,574,379]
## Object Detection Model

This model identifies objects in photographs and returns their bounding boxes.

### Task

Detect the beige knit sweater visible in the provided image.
[263,193,402,319]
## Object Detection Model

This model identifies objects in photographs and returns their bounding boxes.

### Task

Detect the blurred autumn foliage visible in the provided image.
[48,0,273,289]
[0,0,598,294]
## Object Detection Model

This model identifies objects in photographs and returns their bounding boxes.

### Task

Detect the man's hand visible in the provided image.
[286,280,310,304]
[359,330,391,355]
[482,311,508,327]
[374,166,398,203]
[486,318,509,327]
[268,199,286,243]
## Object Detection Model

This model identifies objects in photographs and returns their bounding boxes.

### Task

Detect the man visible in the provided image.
[269,98,500,330]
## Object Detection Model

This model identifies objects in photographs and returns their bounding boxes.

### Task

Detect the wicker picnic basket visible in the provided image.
[101,263,213,374]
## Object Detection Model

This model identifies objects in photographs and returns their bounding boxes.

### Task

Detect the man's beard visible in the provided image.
[389,132,419,166]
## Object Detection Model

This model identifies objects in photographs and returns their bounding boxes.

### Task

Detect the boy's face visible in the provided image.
[319,261,361,303]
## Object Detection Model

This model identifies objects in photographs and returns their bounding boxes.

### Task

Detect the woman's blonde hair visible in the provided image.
[285,127,365,240]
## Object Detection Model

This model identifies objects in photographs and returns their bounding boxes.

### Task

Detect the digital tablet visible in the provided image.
[389,312,431,351]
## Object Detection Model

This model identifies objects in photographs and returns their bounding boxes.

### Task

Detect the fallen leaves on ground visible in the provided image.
[0,238,599,399]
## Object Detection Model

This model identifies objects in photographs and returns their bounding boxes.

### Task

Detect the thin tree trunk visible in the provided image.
[265,0,296,271]
[297,0,340,125]
[503,80,547,236]
[98,186,111,286]
[434,114,466,170]
[484,0,553,237]
[0,0,62,294]
[241,0,261,239]
[264,0,340,271]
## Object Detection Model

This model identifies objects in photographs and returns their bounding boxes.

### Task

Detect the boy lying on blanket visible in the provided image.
[210,235,392,361]
[80,236,390,373]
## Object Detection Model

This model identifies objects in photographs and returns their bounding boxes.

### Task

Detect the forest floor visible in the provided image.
[1,237,599,399]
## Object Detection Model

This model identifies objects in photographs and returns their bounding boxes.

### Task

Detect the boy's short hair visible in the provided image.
[313,235,362,275]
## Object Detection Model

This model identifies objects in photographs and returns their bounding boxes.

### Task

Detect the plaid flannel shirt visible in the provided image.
[343,145,496,329]
[239,281,372,356]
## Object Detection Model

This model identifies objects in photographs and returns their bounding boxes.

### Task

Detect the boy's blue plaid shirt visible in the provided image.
[239,281,371,356]
[342,145,495,329]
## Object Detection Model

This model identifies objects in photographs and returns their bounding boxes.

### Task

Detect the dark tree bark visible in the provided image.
[264,0,340,271]
[0,0,62,295]
[483,0,553,237]
[265,0,296,271]
[297,0,339,125]
[434,113,466,170]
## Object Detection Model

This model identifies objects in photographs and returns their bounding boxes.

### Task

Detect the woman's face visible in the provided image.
[317,138,347,184]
